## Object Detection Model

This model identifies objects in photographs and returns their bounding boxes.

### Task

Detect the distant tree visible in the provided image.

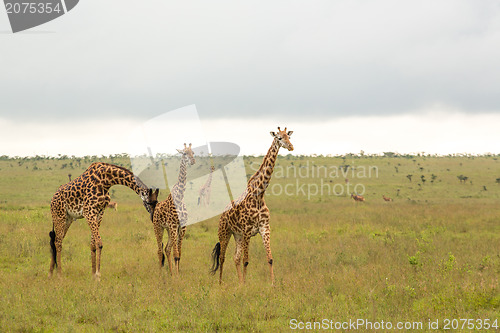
[394,166,399,173]
[406,174,413,182]
[496,178,500,184]
[421,175,426,184]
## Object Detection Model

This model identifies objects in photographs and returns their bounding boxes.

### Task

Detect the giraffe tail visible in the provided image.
[209,242,221,275]
[49,226,57,268]
[161,242,165,267]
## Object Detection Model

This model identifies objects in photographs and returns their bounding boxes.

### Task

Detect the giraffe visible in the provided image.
[152,143,196,275]
[49,162,159,279]
[198,165,215,206]
[210,127,294,285]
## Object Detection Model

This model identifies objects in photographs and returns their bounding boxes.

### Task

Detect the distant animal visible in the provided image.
[210,127,294,285]
[198,165,215,206]
[382,195,393,202]
[351,193,365,202]
[107,201,118,211]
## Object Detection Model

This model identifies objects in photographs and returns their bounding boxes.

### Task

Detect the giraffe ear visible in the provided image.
[177,149,183,154]
[270,132,276,137]
[287,131,293,136]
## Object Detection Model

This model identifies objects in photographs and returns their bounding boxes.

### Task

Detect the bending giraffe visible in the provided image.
[198,165,215,206]
[152,143,196,275]
[49,162,159,279]
[210,127,294,285]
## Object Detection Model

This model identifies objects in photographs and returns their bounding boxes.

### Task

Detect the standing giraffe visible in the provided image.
[152,143,196,275]
[210,127,294,285]
[198,165,215,206]
[49,162,159,279]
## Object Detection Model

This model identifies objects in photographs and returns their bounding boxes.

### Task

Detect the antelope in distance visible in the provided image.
[351,193,365,202]
[382,195,393,202]
[107,202,118,211]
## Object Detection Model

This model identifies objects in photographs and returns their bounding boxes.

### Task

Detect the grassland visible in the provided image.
[0,154,499,332]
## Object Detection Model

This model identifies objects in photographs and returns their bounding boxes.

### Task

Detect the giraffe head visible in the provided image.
[270,127,294,151]
[141,187,159,218]
[177,143,196,165]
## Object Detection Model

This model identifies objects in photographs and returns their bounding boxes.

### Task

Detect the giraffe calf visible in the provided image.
[151,144,195,276]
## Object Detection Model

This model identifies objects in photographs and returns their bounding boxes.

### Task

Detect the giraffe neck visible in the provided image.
[97,163,147,194]
[172,155,189,201]
[248,138,280,198]
[205,171,213,187]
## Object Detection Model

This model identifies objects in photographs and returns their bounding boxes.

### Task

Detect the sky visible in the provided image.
[1,0,500,156]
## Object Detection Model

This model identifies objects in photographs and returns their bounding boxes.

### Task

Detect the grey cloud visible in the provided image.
[1,0,500,122]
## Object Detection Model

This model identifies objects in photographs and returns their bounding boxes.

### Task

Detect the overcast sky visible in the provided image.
[1,0,500,156]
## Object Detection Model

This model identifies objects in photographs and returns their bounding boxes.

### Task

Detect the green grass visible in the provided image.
[0,155,499,332]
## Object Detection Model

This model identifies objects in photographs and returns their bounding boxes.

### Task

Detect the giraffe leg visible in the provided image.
[233,233,244,284]
[87,212,104,279]
[153,223,165,270]
[241,234,251,283]
[49,217,66,277]
[49,204,67,277]
[217,219,231,285]
[164,228,175,276]
[90,235,96,275]
[259,222,274,285]
[176,225,187,275]
[171,227,180,276]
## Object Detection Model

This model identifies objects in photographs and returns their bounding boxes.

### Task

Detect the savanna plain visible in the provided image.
[0,154,499,332]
